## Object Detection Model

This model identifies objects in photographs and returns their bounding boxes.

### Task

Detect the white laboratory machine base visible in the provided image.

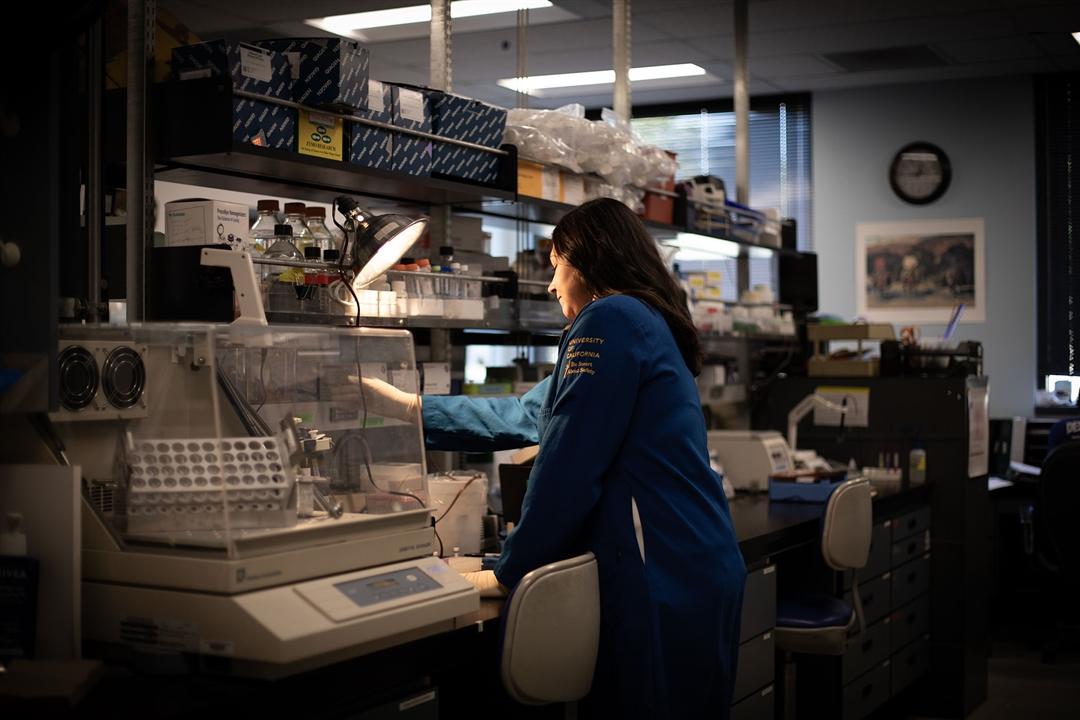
[82,503,478,678]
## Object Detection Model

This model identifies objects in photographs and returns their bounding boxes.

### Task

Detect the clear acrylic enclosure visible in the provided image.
[57,323,427,557]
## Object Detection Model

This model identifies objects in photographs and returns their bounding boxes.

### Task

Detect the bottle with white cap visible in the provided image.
[0,512,27,555]
[0,511,40,660]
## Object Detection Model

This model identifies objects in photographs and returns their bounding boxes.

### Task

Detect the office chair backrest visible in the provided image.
[821,478,872,572]
[1037,440,1080,581]
[500,552,601,705]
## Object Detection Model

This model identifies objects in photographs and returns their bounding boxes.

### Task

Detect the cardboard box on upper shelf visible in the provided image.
[388,85,432,176]
[349,80,394,170]
[171,41,298,152]
[518,160,560,201]
[427,91,507,185]
[256,38,370,110]
[560,172,586,206]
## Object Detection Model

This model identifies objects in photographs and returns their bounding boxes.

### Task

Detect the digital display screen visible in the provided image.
[334,567,440,608]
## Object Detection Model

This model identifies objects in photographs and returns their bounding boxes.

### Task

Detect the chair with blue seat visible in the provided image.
[1033,418,1080,660]
[500,552,601,713]
[774,477,872,715]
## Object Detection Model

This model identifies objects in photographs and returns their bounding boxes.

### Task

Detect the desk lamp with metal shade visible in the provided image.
[201,196,428,326]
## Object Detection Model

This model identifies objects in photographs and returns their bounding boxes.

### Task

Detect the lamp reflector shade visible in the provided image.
[352,215,428,289]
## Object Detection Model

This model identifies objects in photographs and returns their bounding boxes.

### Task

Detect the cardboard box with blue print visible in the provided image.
[233,97,296,152]
[349,80,394,170]
[256,38,370,110]
[429,91,507,185]
[388,85,432,176]
[171,41,293,99]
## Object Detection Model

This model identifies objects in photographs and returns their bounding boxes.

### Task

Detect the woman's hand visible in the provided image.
[348,376,420,423]
[461,570,508,598]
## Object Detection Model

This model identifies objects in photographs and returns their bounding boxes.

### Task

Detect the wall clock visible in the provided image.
[889,142,951,205]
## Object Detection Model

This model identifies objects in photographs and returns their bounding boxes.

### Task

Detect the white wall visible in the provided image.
[812,76,1036,417]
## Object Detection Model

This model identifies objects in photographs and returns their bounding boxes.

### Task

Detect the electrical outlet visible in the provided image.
[814,386,870,427]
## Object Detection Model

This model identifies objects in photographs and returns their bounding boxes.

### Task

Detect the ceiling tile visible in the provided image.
[1008,3,1080,33]
[935,35,1043,64]
[635,8,733,41]
[733,54,836,78]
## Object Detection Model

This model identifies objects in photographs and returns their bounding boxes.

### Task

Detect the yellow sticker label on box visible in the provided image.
[299,111,343,161]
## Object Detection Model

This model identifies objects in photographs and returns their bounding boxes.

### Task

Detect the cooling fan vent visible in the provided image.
[102,347,146,409]
[58,345,98,410]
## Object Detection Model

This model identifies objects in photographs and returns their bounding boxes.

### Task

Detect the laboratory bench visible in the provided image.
[53,483,936,720]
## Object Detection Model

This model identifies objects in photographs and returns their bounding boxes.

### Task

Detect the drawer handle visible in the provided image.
[908,518,917,529]
[907,572,917,584]
[864,592,875,605]
[907,541,917,554]
[862,683,874,698]
[862,638,874,652]
[908,613,918,625]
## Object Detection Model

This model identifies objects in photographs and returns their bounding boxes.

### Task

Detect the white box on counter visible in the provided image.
[164,199,249,249]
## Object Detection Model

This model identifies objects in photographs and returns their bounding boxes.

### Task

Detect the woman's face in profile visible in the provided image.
[548,248,591,322]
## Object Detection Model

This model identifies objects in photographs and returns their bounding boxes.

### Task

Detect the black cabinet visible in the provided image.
[732,563,776,716]
[757,375,989,718]
[797,503,933,720]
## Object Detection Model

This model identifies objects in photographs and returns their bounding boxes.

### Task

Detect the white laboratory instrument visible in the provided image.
[786,392,850,456]
[707,430,792,492]
[30,323,479,678]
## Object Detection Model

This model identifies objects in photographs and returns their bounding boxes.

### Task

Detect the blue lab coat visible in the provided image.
[423,295,746,719]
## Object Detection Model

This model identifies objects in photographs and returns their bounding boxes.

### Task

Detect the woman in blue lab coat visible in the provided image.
[370,198,746,718]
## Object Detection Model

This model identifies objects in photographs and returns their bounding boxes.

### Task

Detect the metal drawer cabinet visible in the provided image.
[740,564,776,641]
[841,660,891,720]
[891,530,930,569]
[892,507,930,542]
[891,553,930,608]
[890,596,930,651]
[733,630,774,703]
[891,635,930,694]
[841,618,892,685]
[730,684,774,720]
[845,572,892,625]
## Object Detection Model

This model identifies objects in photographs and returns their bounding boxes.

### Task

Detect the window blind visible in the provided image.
[631,97,813,251]
[1036,74,1080,378]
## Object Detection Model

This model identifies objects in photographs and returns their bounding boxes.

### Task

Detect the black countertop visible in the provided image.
[731,482,930,565]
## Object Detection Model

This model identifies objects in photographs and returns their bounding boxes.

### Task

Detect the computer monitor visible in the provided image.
[498,464,532,526]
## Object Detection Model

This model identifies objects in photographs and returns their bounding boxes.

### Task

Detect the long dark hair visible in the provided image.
[552,198,703,376]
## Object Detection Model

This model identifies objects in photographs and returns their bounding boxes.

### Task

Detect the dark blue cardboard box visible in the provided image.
[257,38,370,110]
[233,98,296,152]
[389,85,432,176]
[349,80,393,170]
[171,41,293,99]
[429,92,507,184]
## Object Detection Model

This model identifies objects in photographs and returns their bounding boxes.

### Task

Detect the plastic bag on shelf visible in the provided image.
[504,105,590,172]
[640,145,678,187]
[502,122,580,171]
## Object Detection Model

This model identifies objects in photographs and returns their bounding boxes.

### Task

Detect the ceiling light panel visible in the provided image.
[497,63,709,95]
[307,1,553,41]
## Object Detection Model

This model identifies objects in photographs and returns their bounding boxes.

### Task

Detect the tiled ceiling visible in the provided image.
[160,0,1080,109]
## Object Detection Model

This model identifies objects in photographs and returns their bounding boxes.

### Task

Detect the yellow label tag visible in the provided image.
[298,111,343,161]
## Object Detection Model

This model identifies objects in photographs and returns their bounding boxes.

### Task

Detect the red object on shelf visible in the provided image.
[639,150,677,225]
[641,191,674,224]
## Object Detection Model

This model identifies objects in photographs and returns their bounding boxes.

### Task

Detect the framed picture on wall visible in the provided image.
[855,217,986,323]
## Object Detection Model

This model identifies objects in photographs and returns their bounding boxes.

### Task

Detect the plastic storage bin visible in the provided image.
[429,472,488,555]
